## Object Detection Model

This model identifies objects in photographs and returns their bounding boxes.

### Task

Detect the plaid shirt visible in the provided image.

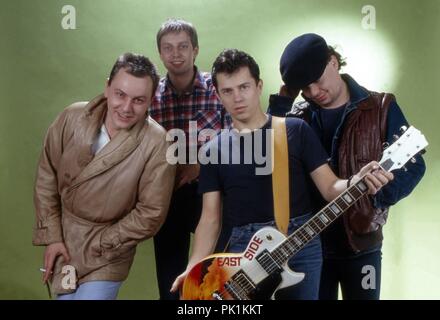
[150,69,231,151]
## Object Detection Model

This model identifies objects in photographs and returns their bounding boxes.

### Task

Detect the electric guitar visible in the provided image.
[182,126,428,300]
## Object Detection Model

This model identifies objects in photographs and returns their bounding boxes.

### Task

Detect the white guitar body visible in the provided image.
[236,227,305,299]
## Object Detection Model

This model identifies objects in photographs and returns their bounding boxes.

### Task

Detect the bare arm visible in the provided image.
[310,161,394,202]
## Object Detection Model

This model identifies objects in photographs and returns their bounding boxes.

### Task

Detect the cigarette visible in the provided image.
[39,268,53,273]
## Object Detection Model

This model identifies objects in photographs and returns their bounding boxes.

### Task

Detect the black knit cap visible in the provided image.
[280,33,329,90]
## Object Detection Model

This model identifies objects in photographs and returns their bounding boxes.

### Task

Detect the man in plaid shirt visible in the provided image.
[150,18,231,300]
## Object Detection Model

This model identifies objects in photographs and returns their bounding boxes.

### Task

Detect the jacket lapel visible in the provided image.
[73,95,107,169]
[70,95,147,189]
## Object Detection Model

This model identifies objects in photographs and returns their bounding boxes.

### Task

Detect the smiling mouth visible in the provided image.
[117,112,133,120]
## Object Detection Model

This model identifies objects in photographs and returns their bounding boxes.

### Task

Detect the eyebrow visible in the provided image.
[221,81,251,90]
[162,41,190,46]
[115,89,147,99]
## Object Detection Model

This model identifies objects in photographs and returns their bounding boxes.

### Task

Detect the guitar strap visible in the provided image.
[271,116,290,236]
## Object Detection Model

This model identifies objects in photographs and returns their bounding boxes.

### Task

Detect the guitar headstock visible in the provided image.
[379,126,428,172]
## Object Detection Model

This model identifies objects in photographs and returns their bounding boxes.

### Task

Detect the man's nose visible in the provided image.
[309,84,320,97]
[233,90,243,102]
[171,47,180,58]
[121,99,133,112]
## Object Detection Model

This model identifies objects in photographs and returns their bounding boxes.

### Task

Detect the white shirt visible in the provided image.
[92,124,111,155]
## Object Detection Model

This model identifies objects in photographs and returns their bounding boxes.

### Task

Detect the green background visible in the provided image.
[0,0,438,299]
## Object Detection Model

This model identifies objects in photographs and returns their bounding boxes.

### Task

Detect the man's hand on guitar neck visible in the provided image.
[351,161,394,194]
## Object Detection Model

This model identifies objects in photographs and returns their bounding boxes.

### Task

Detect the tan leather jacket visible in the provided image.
[32,94,176,294]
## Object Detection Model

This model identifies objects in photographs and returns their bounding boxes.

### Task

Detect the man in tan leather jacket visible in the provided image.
[32,53,175,299]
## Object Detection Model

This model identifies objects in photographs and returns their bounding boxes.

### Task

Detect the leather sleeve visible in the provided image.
[32,110,70,246]
[373,100,426,208]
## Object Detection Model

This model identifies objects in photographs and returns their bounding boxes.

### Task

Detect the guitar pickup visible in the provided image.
[256,249,283,274]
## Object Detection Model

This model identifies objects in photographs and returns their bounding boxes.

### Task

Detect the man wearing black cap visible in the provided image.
[268,33,426,300]
[171,48,393,300]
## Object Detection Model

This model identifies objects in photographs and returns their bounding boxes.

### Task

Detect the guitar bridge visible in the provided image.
[223,270,256,300]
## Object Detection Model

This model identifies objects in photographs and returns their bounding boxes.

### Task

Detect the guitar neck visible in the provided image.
[270,125,428,267]
[272,178,371,265]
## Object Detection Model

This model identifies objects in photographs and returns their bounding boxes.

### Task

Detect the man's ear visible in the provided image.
[159,50,165,63]
[330,55,338,69]
[257,79,263,93]
[193,46,199,60]
[214,88,221,101]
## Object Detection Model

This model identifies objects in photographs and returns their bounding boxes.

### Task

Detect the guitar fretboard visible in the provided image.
[269,178,371,268]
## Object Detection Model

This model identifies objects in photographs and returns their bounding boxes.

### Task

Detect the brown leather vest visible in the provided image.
[338,92,394,251]
[290,92,394,252]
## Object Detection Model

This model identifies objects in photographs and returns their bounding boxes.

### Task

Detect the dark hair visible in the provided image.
[328,46,347,70]
[211,49,260,89]
[108,52,160,96]
[156,18,198,52]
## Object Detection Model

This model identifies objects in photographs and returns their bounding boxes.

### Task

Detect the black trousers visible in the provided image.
[153,182,202,300]
[319,249,382,300]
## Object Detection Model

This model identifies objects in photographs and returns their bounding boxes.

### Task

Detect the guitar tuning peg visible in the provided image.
[400,125,408,133]
[410,157,417,163]
[382,142,389,150]
[393,134,399,141]
[402,166,408,172]
[420,149,427,155]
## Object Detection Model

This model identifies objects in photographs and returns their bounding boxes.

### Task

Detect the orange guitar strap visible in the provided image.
[271,116,290,236]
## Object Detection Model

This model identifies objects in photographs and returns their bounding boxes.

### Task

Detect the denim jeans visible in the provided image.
[227,213,322,300]
[56,281,122,300]
[319,248,382,300]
